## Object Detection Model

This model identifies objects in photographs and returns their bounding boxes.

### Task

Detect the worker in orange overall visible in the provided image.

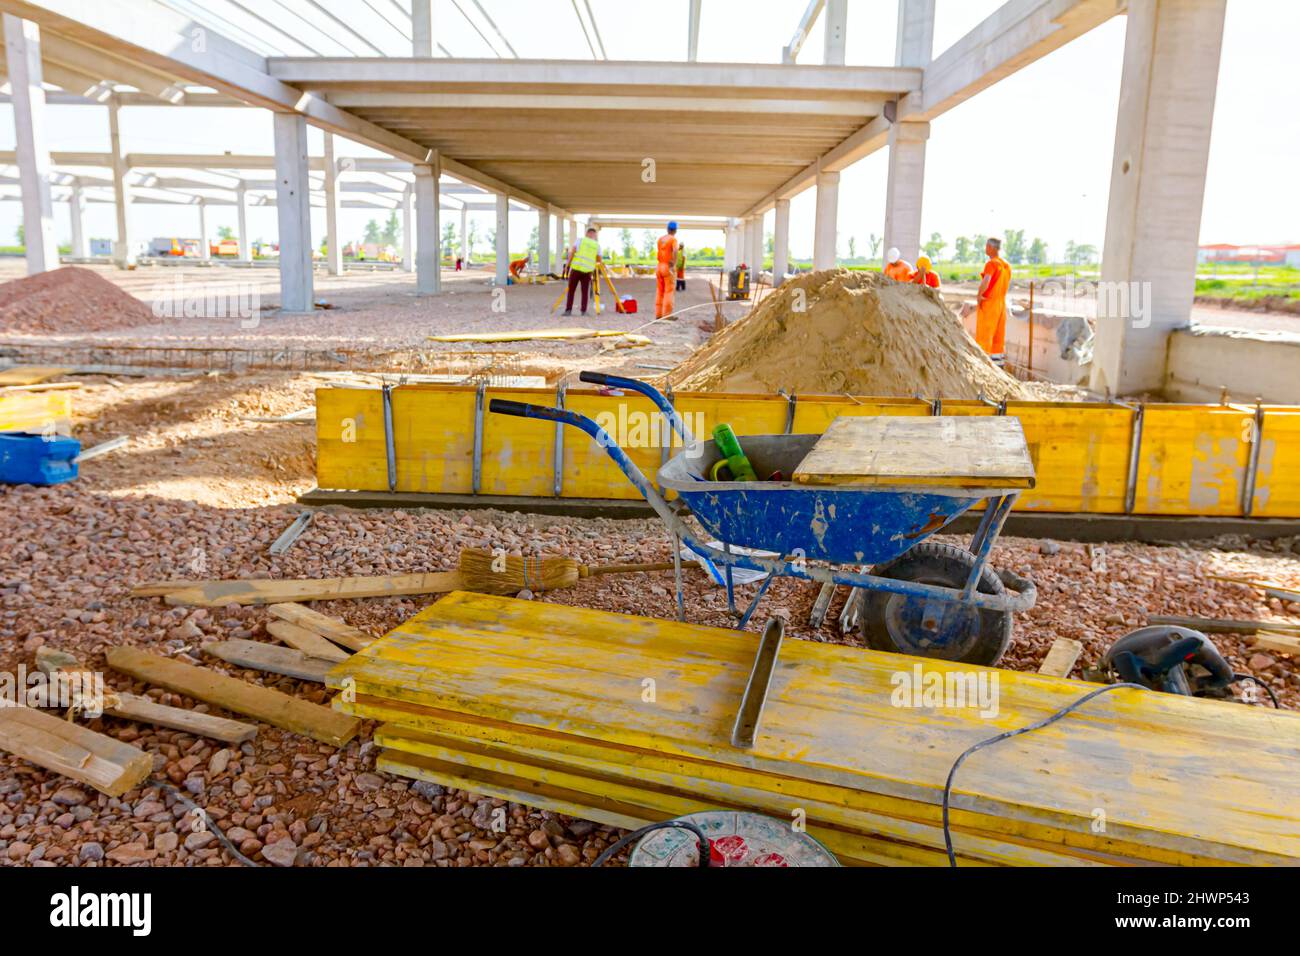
[883,246,914,281]
[910,255,940,289]
[976,237,1011,366]
[508,254,530,282]
[655,221,680,319]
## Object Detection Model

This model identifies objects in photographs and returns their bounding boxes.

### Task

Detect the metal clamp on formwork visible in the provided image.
[931,397,943,417]
[471,380,488,495]
[552,381,568,498]
[778,389,798,434]
[381,384,397,493]
[1118,401,1145,515]
[1241,401,1265,517]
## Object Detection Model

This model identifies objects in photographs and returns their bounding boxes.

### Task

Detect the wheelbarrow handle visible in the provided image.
[578,371,694,446]
[487,399,678,526]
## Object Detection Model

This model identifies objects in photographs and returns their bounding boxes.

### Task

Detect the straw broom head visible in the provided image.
[457,548,581,594]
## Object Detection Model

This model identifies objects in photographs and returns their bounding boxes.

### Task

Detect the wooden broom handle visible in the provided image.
[579,561,678,578]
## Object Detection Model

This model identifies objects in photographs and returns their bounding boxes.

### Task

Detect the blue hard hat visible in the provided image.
[667,221,678,231]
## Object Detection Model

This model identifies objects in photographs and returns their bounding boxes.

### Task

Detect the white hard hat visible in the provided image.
[886,247,901,263]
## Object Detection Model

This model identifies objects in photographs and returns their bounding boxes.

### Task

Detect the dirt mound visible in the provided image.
[0,265,157,335]
[670,269,1026,400]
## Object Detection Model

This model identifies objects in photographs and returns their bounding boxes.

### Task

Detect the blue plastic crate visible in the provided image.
[0,432,80,485]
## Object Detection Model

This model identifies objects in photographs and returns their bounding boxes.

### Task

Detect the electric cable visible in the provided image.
[592,819,711,868]
[941,682,1146,867]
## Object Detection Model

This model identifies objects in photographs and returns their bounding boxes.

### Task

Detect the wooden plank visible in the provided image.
[792,415,1035,488]
[1148,614,1300,636]
[328,592,1300,865]
[1251,633,1300,656]
[267,603,373,651]
[265,621,350,663]
[130,570,465,606]
[106,647,359,747]
[0,365,70,386]
[0,705,151,797]
[203,639,335,683]
[427,327,626,343]
[107,693,258,743]
[1037,637,1084,678]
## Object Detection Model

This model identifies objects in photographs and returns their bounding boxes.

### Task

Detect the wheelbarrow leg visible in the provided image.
[737,572,777,629]
[962,493,1018,599]
[723,542,738,617]
[670,530,686,622]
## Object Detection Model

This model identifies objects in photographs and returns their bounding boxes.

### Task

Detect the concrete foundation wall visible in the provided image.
[1165,327,1300,405]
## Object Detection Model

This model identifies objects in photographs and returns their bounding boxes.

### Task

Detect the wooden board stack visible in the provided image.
[327,592,1300,867]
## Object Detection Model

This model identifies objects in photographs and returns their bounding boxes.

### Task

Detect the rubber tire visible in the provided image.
[862,541,1012,666]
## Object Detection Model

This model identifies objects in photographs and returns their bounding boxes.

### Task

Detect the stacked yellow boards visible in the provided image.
[327,592,1300,866]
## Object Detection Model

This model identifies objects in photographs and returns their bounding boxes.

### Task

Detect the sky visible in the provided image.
[1,0,1296,262]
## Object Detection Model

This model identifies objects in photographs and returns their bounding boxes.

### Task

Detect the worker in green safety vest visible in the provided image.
[563,226,602,316]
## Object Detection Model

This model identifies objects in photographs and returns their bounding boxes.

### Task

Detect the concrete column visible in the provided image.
[538,208,550,277]
[236,182,251,261]
[494,192,509,286]
[748,216,764,274]
[272,111,313,313]
[400,184,415,272]
[553,209,564,272]
[895,0,936,68]
[723,218,739,271]
[4,15,57,273]
[773,198,790,285]
[68,182,87,259]
[1089,0,1228,397]
[106,99,133,267]
[883,121,929,263]
[459,205,469,265]
[322,132,342,275]
[813,170,840,270]
[823,0,848,65]
[197,199,210,260]
[414,162,441,294]
[411,0,434,56]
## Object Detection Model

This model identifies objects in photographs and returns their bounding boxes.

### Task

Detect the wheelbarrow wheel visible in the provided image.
[861,542,1011,666]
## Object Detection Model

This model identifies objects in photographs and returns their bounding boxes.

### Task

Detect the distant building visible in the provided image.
[1198,243,1300,266]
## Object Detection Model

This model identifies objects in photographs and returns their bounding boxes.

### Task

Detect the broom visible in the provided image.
[458,547,679,594]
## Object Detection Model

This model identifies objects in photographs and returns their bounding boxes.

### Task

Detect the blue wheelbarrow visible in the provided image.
[489,372,1036,668]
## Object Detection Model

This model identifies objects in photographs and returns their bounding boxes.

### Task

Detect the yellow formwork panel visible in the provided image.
[1254,410,1300,518]
[0,389,72,433]
[1135,406,1250,516]
[313,386,1300,516]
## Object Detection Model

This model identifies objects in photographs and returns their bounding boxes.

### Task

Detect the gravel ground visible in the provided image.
[0,371,1296,867]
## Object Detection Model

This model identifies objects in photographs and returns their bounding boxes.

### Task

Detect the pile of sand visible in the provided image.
[0,266,157,335]
[670,269,1026,401]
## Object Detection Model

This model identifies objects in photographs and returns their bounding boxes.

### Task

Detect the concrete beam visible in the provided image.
[3,14,57,273]
[1090,0,1226,397]
[813,170,838,270]
[270,58,921,98]
[327,90,882,118]
[745,0,1120,217]
[322,132,342,275]
[494,192,508,286]
[783,0,824,63]
[772,198,790,285]
[272,112,312,312]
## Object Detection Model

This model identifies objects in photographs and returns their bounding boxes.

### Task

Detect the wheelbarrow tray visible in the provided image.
[658,435,993,565]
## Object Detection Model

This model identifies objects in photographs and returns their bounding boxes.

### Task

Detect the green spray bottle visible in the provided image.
[709,423,758,482]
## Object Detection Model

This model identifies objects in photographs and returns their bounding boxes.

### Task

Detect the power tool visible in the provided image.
[1085,625,1278,706]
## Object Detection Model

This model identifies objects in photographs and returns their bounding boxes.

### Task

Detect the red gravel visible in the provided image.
[0,266,158,335]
